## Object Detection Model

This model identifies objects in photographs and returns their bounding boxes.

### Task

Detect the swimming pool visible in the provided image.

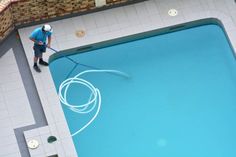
[49,24,236,157]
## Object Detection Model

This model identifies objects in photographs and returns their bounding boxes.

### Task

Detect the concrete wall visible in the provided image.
[0,5,14,41]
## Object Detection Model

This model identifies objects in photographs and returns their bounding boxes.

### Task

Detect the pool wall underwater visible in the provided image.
[49,18,236,157]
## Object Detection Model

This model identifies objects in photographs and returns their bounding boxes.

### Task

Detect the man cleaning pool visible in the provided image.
[29,24,52,72]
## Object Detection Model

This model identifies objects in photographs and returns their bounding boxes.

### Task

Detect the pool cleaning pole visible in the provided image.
[47,46,130,79]
[47,47,100,70]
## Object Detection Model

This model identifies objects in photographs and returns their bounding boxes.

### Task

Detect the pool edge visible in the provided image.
[48,17,236,64]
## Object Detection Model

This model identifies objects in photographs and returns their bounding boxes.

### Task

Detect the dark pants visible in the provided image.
[33,44,46,58]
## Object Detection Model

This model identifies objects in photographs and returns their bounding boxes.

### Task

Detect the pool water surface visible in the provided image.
[49,24,236,157]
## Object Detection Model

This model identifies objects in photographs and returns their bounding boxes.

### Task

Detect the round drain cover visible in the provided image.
[75,30,85,38]
[168,9,178,16]
[27,139,39,149]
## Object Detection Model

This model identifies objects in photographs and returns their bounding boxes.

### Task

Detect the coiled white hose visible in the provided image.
[59,69,130,136]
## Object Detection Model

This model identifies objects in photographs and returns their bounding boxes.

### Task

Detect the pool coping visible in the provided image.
[49,18,236,63]
[18,7,236,157]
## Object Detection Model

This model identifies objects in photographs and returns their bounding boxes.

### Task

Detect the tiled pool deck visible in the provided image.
[1,0,236,156]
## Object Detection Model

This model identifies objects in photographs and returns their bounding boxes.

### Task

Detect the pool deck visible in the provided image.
[1,0,236,156]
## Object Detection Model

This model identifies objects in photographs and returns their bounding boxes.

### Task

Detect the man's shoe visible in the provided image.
[33,65,41,72]
[39,60,49,66]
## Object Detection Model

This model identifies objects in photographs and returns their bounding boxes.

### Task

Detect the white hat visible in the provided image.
[42,24,52,32]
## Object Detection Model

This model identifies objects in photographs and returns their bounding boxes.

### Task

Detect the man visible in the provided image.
[29,24,52,72]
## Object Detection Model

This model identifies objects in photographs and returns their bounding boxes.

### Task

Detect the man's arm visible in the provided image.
[47,36,51,48]
[29,30,44,45]
[29,37,43,45]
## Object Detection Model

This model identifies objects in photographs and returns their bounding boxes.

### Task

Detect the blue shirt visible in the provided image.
[29,27,52,44]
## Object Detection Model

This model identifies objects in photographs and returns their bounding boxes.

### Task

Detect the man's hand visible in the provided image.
[38,41,44,45]
[47,43,51,48]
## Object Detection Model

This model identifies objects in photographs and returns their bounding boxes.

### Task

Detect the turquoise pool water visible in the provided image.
[49,24,236,157]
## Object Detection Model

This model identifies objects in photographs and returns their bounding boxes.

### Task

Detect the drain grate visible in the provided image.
[75,30,85,38]
[168,9,178,16]
[27,139,39,149]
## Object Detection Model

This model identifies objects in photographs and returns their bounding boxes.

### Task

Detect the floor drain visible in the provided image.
[75,30,85,38]
[27,139,39,149]
[168,9,178,16]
